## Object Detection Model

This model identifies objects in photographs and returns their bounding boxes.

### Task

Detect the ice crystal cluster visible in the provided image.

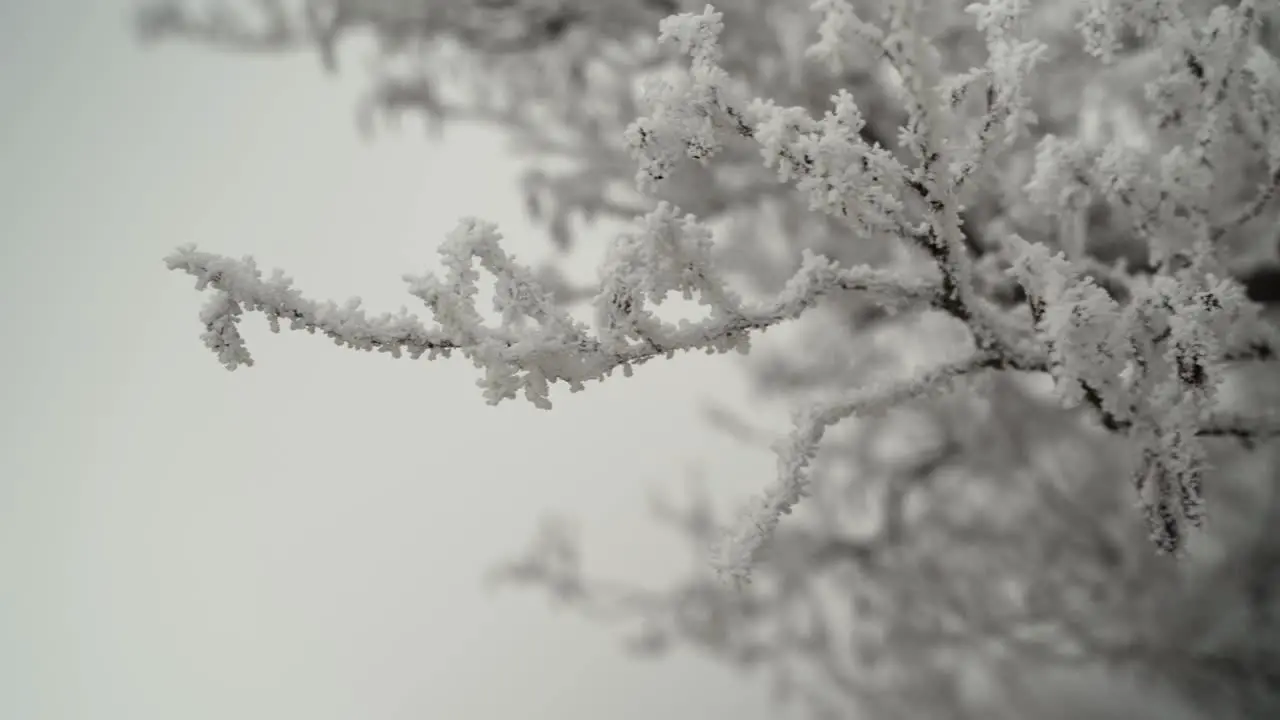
[167,0,1280,584]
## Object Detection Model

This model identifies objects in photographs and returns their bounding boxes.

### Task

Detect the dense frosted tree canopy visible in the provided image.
[149,1,1280,718]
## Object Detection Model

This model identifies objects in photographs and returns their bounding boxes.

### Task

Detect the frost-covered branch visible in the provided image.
[166,202,944,408]
[712,351,998,584]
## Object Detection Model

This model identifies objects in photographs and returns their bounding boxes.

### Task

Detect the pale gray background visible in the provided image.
[0,2,798,719]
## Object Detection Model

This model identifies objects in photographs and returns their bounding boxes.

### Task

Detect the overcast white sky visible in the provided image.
[0,3,798,719]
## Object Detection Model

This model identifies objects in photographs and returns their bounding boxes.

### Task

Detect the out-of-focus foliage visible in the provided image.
[145,1,1280,718]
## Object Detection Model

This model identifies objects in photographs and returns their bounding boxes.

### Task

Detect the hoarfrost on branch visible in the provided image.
[166,0,1280,583]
